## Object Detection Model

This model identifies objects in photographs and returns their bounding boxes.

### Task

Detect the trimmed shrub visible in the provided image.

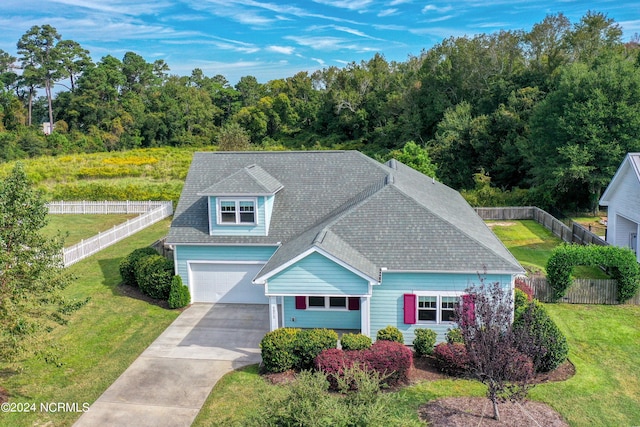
[413,328,437,357]
[514,288,529,314]
[340,333,372,351]
[513,301,568,372]
[314,348,360,390]
[260,328,301,373]
[433,342,469,375]
[135,254,174,300]
[364,340,413,386]
[515,277,534,301]
[547,244,640,302]
[295,328,338,370]
[316,340,412,388]
[119,247,158,287]
[168,275,190,309]
[445,327,464,344]
[376,325,404,343]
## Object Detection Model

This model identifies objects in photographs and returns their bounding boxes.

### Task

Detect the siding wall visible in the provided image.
[208,196,268,236]
[282,296,361,329]
[370,272,513,344]
[604,163,640,262]
[267,251,370,295]
[175,245,277,287]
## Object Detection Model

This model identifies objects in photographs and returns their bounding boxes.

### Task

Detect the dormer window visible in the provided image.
[217,198,256,225]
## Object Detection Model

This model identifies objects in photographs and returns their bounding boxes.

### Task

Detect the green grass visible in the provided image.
[488,220,609,278]
[1,218,179,427]
[43,214,137,247]
[192,304,640,427]
[531,304,640,426]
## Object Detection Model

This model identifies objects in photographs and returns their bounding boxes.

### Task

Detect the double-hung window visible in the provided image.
[416,294,461,324]
[218,198,256,225]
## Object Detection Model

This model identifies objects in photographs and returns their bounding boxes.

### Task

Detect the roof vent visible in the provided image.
[388,159,398,170]
[386,174,395,185]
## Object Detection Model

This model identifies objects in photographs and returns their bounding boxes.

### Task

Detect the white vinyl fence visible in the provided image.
[50,201,173,267]
[48,200,170,214]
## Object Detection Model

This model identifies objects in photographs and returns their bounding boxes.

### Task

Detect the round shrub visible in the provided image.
[260,328,301,373]
[134,254,174,300]
[514,288,529,314]
[445,327,464,344]
[168,275,190,309]
[340,333,372,351]
[295,328,338,370]
[314,348,360,390]
[433,342,469,375]
[364,340,413,386]
[119,247,158,287]
[512,301,568,372]
[413,328,437,357]
[376,325,404,343]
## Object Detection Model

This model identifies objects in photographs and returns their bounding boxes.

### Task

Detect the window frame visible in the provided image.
[216,197,258,225]
[305,296,348,311]
[415,292,464,324]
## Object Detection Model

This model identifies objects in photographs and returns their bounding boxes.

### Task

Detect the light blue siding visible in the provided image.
[370,272,513,345]
[264,195,274,235]
[283,296,361,329]
[209,196,267,236]
[267,251,370,295]
[175,245,277,287]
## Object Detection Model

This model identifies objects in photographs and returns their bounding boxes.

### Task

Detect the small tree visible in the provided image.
[456,280,534,421]
[0,163,73,360]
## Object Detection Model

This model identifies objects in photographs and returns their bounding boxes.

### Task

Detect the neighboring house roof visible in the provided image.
[167,150,524,279]
[600,153,640,205]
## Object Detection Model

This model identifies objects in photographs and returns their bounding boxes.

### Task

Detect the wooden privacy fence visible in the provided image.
[475,206,607,246]
[60,202,173,267]
[519,276,640,305]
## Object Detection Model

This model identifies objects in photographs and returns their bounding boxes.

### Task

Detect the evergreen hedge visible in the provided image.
[546,243,640,303]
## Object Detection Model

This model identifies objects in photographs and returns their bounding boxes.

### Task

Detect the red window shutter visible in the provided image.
[348,297,360,310]
[461,294,476,326]
[403,294,417,324]
[295,296,306,310]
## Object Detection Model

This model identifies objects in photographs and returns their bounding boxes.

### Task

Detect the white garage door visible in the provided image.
[189,262,268,304]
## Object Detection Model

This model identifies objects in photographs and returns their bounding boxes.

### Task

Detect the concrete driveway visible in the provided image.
[73,303,269,427]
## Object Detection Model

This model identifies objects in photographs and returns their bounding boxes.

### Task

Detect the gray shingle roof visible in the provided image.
[198,164,283,196]
[167,150,524,279]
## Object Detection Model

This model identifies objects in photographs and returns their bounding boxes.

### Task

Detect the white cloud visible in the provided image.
[378,9,398,17]
[311,57,326,65]
[267,45,295,54]
[422,4,453,14]
[312,0,374,11]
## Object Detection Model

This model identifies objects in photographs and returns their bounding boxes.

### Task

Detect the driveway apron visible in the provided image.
[73,303,268,427]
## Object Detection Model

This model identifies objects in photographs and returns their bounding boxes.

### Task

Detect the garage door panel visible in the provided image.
[190,263,267,304]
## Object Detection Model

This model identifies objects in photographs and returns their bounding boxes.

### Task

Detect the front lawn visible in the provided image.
[1,218,179,427]
[192,304,640,427]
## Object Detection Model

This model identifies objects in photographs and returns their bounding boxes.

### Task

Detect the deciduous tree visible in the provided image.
[0,163,74,361]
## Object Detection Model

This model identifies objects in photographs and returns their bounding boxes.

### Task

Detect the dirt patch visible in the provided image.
[0,386,8,404]
[263,369,297,385]
[486,221,516,227]
[418,397,569,426]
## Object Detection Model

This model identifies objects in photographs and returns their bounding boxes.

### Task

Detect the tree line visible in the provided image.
[1,12,639,212]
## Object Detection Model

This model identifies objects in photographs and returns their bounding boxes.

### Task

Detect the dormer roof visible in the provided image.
[198,164,283,196]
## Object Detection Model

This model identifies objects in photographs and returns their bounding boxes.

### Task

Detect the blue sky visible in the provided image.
[1,1,638,85]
